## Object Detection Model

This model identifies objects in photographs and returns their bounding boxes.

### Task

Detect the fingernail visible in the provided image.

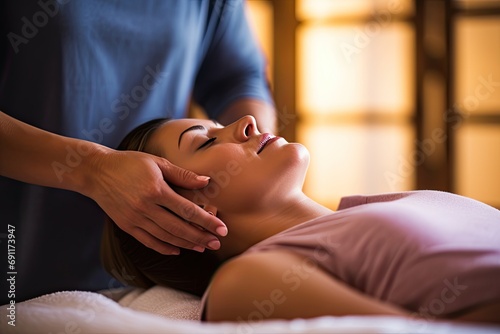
[196,176,210,182]
[193,246,205,253]
[216,226,228,237]
[207,239,221,250]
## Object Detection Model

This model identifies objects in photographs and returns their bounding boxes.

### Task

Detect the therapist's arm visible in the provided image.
[217,98,277,135]
[192,1,276,134]
[0,111,227,254]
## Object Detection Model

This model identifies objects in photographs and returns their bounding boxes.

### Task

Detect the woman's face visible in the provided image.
[145,116,309,214]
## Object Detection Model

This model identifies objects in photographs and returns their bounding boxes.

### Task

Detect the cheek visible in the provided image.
[186,170,244,209]
[204,159,246,200]
[179,144,308,209]
[178,153,246,206]
[190,146,249,179]
[194,159,270,210]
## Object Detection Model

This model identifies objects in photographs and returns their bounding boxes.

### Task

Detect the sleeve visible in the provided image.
[193,0,274,119]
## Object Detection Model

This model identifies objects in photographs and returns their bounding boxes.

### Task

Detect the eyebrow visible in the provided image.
[177,120,221,149]
[178,125,205,148]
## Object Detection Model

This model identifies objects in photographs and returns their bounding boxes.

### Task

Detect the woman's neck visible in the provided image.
[214,192,334,260]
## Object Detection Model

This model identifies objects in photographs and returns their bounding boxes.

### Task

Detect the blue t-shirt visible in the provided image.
[0,0,272,303]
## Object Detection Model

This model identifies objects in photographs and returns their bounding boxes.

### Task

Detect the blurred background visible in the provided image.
[240,0,499,210]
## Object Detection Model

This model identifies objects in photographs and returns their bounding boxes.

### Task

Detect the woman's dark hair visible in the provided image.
[100,118,222,297]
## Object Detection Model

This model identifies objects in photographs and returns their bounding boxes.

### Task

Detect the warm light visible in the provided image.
[296,0,413,21]
[454,0,500,10]
[297,22,414,116]
[295,1,416,205]
[298,123,415,209]
[455,17,500,114]
[455,124,500,207]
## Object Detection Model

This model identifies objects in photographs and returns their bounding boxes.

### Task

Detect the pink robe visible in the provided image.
[202,191,500,319]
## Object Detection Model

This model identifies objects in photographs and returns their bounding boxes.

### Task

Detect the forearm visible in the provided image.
[0,112,227,254]
[0,111,110,195]
[217,98,277,134]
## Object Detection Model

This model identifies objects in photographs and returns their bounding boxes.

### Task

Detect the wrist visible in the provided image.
[72,141,115,198]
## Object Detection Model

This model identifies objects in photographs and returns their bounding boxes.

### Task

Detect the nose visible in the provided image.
[232,115,259,142]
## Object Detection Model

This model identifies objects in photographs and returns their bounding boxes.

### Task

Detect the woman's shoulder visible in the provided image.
[337,190,500,225]
[337,190,471,210]
[204,250,306,321]
[210,250,302,288]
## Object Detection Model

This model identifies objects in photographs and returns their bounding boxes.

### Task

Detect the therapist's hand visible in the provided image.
[85,149,227,255]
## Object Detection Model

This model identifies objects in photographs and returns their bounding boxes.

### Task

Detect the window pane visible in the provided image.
[296,0,413,20]
[455,17,500,115]
[298,123,415,209]
[455,124,500,207]
[454,0,500,10]
[297,23,414,116]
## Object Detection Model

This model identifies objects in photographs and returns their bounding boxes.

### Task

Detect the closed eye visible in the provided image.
[197,137,217,150]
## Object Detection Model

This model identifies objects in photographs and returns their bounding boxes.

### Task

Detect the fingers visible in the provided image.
[130,227,182,255]
[141,205,224,253]
[119,206,222,255]
[160,186,227,237]
[152,157,229,236]
[157,157,211,189]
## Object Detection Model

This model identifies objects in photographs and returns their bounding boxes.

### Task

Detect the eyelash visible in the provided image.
[198,137,217,150]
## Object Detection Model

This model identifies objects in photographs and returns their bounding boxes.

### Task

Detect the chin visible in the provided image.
[285,142,310,169]
[222,143,309,210]
[270,142,310,188]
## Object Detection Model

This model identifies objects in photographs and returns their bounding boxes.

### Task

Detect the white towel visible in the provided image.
[1,289,499,334]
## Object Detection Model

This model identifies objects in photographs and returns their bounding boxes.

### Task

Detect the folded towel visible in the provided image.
[118,285,200,320]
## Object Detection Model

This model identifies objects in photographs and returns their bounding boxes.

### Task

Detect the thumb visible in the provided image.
[155,157,210,189]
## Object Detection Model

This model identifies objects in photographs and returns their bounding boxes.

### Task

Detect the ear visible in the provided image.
[201,204,218,217]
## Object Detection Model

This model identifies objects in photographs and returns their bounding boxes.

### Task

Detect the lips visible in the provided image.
[257,133,276,154]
